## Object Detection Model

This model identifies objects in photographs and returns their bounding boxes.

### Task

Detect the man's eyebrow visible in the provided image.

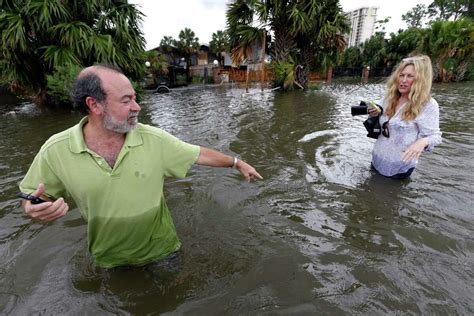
[120,94,135,100]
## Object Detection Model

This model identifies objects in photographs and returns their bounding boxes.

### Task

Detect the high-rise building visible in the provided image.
[345,7,378,47]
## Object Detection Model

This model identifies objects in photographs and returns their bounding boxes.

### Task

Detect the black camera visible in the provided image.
[351,100,381,116]
[351,101,383,139]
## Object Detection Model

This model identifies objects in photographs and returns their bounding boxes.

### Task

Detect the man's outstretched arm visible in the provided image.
[196,147,263,182]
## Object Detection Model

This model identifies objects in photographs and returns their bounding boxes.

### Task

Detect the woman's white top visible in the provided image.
[372,97,442,176]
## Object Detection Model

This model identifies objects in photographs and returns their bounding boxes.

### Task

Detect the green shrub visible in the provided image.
[270,59,295,90]
[192,75,203,84]
[465,62,474,81]
[46,65,81,105]
[131,80,144,103]
[308,83,321,90]
[47,65,145,107]
[175,74,187,85]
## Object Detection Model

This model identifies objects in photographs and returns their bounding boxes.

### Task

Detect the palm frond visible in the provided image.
[24,0,70,29]
[42,46,81,69]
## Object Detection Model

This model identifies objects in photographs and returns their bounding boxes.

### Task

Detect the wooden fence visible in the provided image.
[189,64,325,84]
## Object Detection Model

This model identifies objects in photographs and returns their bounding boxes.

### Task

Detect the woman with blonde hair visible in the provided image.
[368,55,442,179]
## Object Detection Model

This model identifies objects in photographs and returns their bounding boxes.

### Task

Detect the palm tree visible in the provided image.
[210,30,230,67]
[385,28,423,68]
[0,0,146,106]
[160,36,177,51]
[296,0,349,85]
[176,28,199,82]
[418,19,474,81]
[226,0,349,89]
[419,19,474,82]
[145,50,169,85]
[226,1,258,67]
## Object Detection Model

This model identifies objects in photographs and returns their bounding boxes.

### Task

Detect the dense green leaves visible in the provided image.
[271,58,296,89]
[1,12,28,52]
[226,0,348,89]
[46,64,81,103]
[0,0,147,106]
[210,30,230,67]
[338,18,473,82]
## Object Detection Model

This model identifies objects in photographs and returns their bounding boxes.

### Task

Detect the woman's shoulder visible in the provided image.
[423,97,439,111]
[417,97,439,120]
[426,97,438,106]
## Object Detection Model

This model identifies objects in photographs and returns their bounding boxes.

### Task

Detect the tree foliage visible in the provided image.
[176,28,199,55]
[175,28,199,81]
[338,18,473,82]
[402,4,429,28]
[225,0,349,89]
[210,30,230,67]
[0,0,147,106]
[427,0,470,20]
[419,18,474,81]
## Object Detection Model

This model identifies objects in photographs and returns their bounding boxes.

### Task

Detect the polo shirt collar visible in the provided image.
[69,116,143,153]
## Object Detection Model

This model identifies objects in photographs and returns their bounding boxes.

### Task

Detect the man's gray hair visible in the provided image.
[71,64,123,114]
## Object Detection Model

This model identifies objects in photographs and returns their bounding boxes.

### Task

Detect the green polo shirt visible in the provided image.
[20,117,200,268]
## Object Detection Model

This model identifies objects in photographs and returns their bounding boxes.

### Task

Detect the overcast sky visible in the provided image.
[129,0,434,50]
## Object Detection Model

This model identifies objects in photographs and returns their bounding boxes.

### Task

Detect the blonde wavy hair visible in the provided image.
[384,55,433,121]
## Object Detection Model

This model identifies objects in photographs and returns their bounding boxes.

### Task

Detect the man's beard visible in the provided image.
[102,103,139,134]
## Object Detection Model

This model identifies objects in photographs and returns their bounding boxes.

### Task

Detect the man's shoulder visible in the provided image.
[135,123,174,139]
[134,124,195,151]
[40,125,77,152]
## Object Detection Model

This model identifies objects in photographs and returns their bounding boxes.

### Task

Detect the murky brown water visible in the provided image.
[1,80,473,314]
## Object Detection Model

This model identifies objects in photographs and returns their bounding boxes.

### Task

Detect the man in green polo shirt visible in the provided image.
[19,64,262,268]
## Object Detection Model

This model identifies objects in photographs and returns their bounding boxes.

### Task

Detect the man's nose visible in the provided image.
[132,100,141,112]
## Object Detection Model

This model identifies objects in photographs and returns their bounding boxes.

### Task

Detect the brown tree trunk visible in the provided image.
[272,21,296,63]
[33,88,48,107]
[295,65,307,89]
[454,59,469,82]
[245,66,250,93]
[297,48,313,89]
[326,66,333,83]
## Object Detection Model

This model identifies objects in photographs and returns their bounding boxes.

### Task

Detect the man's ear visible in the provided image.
[85,96,103,114]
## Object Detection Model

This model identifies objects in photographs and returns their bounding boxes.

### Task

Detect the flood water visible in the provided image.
[1,80,473,314]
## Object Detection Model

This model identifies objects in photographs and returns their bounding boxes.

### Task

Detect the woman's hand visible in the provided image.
[402,138,428,161]
[368,106,379,118]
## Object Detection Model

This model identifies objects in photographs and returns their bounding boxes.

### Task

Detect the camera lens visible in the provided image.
[351,105,368,116]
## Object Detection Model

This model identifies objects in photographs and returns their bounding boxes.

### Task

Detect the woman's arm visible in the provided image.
[417,98,442,152]
[402,98,442,161]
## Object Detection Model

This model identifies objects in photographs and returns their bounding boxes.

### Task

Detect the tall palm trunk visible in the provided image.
[297,48,314,89]
[272,23,295,63]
